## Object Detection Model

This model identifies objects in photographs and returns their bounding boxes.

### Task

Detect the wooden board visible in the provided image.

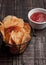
[0,0,46,65]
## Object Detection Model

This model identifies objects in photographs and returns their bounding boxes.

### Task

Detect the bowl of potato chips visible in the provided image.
[0,15,31,54]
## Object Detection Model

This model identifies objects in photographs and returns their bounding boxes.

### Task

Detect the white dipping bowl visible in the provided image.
[28,8,46,29]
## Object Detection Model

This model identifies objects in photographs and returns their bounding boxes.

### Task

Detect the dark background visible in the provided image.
[0,0,46,65]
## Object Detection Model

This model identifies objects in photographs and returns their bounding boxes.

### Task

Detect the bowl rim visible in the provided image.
[28,8,46,24]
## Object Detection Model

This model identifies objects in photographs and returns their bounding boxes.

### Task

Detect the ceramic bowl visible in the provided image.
[28,8,46,29]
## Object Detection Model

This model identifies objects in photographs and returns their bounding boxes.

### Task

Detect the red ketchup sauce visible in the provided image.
[30,12,46,22]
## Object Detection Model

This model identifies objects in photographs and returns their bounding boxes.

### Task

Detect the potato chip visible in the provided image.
[2,15,24,28]
[24,23,31,33]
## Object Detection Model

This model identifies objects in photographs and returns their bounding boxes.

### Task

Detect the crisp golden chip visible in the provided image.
[11,31,24,45]
[22,32,31,43]
[2,15,24,28]
[24,23,31,33]
[9,35,12,45]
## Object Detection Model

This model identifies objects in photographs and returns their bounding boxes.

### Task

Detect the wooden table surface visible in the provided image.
[0,0,46,65]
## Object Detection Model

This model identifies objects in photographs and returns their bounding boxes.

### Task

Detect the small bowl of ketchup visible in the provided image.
[28,8,46,29]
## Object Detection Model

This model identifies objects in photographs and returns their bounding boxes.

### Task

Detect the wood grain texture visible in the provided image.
[0,0,46,65]
[32,0,44,8]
